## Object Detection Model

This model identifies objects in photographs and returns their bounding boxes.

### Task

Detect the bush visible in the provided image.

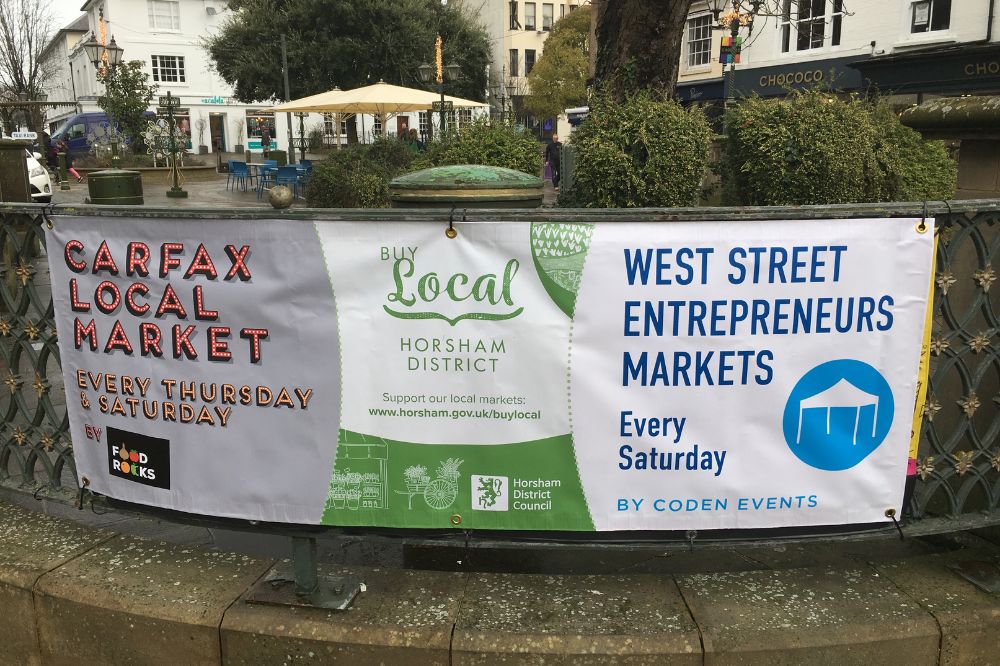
[305,137,413,208]
[412,119,542,175]
[570,91,713,208]
[723,90,957,205]
[871,103,957,201]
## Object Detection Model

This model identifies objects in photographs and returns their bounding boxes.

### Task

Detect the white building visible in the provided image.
[459,0,586,126]
[676,0,1000,105]
[38,15,90,132]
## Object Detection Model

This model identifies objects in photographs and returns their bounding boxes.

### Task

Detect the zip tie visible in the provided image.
[33,485,46,501]
[685,529,697,552]
[885,508,904,541]
[76,476,90,510]
[916,201,928,234]
[446,205,458,239]
[41,203,55,229]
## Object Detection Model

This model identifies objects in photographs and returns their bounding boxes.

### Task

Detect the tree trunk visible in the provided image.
[593,0,692,99]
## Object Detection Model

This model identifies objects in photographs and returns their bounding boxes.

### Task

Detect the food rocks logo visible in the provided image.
[382,247,523,326]
[107,427,171,489]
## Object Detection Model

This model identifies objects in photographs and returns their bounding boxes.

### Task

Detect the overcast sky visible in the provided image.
[52,0,87,32]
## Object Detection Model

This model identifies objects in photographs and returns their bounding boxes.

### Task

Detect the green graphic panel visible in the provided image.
[530,222,594,318]
[321,429,594,531]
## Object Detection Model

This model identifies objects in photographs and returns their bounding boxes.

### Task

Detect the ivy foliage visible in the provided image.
[723,90,957,205]
[569,91,712,207]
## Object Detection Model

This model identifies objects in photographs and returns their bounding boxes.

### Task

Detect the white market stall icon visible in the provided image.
[795,378,879,446]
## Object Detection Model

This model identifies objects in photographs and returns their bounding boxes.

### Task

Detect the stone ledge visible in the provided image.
[675,565,942,665]
[33,534,273,665]
[0,501,114,665]
[222,565,464,665]
[2,497,1000,664]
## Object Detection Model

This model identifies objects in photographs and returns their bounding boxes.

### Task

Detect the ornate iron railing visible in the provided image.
[1,201,998,529]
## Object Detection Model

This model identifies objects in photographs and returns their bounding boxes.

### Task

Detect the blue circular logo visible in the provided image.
[782,360,894,471]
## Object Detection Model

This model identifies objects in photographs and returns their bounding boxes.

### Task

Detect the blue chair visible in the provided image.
[298,159,313,186]
[229,161,251,192]
[256,166,276,199]
[275,165,301,198]
[226,160,236,190]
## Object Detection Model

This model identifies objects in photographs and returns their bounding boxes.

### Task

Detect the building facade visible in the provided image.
[677,0,1000,105]
[459,0,585,121]
[38,16,90,132]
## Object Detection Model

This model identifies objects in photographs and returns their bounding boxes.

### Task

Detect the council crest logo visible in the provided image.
[782,360,894,471]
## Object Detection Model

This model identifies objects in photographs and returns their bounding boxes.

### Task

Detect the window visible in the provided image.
[419,111,430,136]
[323,113,347,136]
[147,0,179,30]
[560,4,565,18]
[686,14,712,69]
[911,0,950,32]
[525,2,536,30]
[525,49,536,75]
[150,55,185,83]
[458,109,472,128]
[509,49,519,77]
[373,116,382,134]
[781,0,843,52]
[509,1,520,29]
[542,3,553,29]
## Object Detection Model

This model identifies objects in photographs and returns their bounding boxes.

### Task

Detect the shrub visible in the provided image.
[570,91,713,208]
[871,103,957,201]
[413,119,542,175]
[723,90,957,205]
[305,137,413,208]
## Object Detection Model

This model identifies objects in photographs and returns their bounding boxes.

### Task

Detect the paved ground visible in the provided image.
[51,164,560,209]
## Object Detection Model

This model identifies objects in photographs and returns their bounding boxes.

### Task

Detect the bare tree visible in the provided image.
[0,0,57,131]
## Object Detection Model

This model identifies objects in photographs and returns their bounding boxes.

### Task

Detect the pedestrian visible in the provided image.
[57,138,83,183]
[260,122,271,161]
[544,134,562,191]
[406,128,424,154]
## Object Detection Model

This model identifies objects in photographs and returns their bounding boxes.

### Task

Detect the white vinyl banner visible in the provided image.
[46,216,934,531]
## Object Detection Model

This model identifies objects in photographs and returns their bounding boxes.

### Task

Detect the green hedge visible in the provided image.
[569,92,713,208]
[305,138,413,208]
[413,119,542,175]
[723,90,956,205]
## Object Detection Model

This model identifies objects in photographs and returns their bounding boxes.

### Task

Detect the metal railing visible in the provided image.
[1,200,998,534]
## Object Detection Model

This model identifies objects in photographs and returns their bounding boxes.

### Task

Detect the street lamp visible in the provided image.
[417,36,461,137]
[705,0,758,104]
[80,31,124,71]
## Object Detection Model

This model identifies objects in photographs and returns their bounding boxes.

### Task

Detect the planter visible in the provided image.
[198,145,208,155]
[234,144,244,154]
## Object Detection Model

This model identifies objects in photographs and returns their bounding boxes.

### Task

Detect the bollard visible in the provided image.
[57,152,70,191]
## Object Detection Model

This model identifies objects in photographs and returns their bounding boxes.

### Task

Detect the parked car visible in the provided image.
[25,149,53,203]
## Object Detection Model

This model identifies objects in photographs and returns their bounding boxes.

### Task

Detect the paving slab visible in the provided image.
[676,564,941,665]
[221,564,465,665]
[34,533,273,666]
[452,572,701,665]
[0,501,112,666]
[874,548,1000,666]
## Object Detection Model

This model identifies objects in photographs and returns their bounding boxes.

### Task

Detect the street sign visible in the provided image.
[431,101,454,112]
[158,95,180,107]
[11,131,37,140]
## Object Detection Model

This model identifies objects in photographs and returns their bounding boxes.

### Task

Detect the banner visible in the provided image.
[47,216,934,531]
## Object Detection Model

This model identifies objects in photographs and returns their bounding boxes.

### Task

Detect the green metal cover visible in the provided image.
[86,169,144,206]
[389,164,543,208]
